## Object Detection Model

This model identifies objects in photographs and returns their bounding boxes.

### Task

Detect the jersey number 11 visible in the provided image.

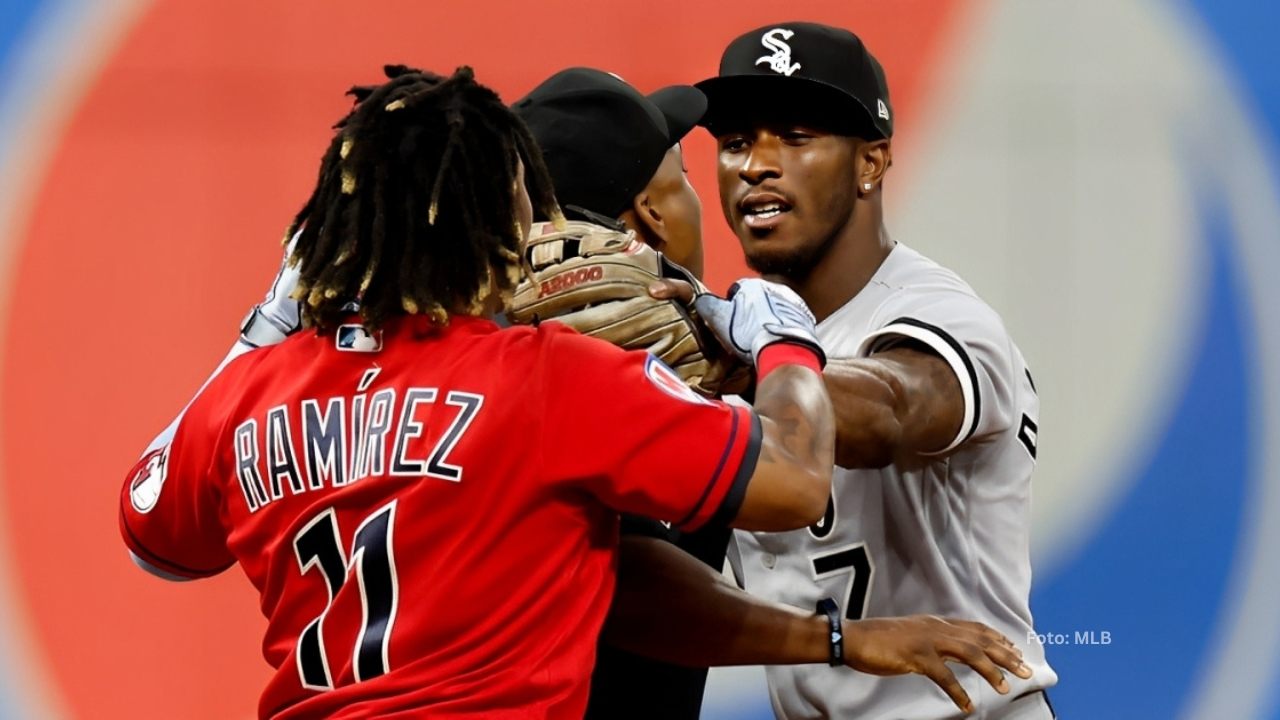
[293,501,400,690]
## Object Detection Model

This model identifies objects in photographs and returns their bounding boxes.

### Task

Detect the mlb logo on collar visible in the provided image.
[337,324,383,352]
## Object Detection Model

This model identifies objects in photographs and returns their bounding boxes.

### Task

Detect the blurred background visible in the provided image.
[0,0,1276,718]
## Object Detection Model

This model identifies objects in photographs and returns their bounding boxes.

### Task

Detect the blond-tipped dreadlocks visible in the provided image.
[284,65,561,330]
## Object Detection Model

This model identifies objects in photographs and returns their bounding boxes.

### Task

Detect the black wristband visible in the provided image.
[816,597,843,666]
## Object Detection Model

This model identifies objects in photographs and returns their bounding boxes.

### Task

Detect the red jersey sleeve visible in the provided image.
[536,325,761,532]
[119,377,235,580]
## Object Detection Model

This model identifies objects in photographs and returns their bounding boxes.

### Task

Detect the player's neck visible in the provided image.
[784,204,893,323]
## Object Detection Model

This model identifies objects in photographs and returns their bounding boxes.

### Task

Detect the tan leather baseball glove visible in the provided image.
[508,219,750,397]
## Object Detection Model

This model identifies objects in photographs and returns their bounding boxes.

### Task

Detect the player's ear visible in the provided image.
[857,139,892,195]
[622,191,667,248]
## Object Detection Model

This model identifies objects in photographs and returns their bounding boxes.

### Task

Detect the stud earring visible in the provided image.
[863,183,873,191]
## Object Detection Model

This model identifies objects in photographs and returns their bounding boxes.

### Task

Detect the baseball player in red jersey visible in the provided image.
[119,66,837,719]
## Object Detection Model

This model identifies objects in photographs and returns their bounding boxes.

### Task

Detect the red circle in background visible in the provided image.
[1,1,959,716]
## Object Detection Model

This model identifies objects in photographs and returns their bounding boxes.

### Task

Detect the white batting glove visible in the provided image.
[693,278,825,368]
[239,234,302,347]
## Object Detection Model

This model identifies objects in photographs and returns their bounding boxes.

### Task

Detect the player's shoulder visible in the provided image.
[877,245,997,312]
[881,243,982,299]
[474,319,613,370]
[862,244,1018,352]
[204,342,277,399]
[520,319,678,399]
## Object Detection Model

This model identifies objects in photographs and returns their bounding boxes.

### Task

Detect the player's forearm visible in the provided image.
[755,363,836,472]
[821,359,905,468]
[733,361,836,529]
[602,535,831,667]
[823,350,967,467]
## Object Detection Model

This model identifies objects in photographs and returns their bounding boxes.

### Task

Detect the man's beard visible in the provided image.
[743,230,840,282]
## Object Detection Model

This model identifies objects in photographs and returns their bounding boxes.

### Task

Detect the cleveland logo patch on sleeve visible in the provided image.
[645,355,712,406]
[129,446,170,513]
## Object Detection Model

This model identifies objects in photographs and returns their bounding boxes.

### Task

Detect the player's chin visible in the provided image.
[742,242,811,277]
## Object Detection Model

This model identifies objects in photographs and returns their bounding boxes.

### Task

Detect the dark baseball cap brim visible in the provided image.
[696,74,885,139]
[648,84,707,144]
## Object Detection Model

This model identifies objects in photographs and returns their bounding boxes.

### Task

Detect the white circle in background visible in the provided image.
[889,0,1205,572]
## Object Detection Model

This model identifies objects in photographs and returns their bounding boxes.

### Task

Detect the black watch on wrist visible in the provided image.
[816,597,843,666]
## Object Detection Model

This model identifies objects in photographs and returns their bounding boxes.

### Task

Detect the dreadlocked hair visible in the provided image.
[284,64,561,330]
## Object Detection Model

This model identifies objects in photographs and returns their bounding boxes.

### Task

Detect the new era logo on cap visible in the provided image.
[878,98,890,120]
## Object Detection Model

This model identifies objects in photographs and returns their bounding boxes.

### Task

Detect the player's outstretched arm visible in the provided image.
[139,242,302,455]
[126,242,301,580]
[821,345,964,468]
[651,279,966,469]
[690,279,835,531]
[604,534,1031,714]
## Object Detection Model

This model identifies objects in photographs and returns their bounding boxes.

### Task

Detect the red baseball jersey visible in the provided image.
[119,315,760,719]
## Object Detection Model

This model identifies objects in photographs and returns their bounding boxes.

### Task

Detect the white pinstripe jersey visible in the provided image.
[731,243,1058,719]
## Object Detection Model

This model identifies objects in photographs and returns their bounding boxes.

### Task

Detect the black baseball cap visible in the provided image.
[697,22,892,139]
[513,68,706,219]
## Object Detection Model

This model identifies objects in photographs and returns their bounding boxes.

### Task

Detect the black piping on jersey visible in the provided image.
[884,316,982,445]
[673,408,758,530]
[706,411,762,529]
[119,506,234,579]
[673,407,741,529]
[1025,367,1037,393]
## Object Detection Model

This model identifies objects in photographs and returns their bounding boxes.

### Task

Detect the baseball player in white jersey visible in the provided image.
[732,245,1055,719]
[677,22,1060,718]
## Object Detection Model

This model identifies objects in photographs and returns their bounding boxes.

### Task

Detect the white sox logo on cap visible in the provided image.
[756,28,801,77]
